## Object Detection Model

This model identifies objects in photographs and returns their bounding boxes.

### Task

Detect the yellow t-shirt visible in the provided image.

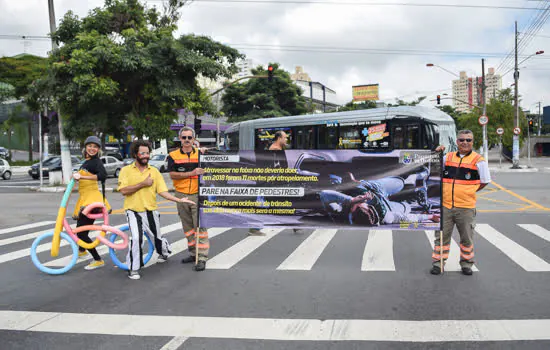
[117,163,168,212]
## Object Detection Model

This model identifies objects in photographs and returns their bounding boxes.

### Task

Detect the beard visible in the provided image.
[136,156,149,166]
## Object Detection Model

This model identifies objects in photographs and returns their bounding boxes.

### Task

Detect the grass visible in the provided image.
[7,160,35,166]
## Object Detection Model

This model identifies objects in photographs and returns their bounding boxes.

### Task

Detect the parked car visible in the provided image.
[28,156,81,179]
[0,147,8,159]
[0,158,11,180]
[72,156,123,178]
[105,149,123,161]
[149,154,169,172]
[122,157,134,166]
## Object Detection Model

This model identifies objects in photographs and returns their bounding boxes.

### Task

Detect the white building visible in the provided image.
[452,68,502,113]
[291,66,339,112]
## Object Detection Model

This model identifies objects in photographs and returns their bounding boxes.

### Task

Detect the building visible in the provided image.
[452,68,502,113]
[291,66,311,82]
[290,66,339,112]
[233,58,259,80]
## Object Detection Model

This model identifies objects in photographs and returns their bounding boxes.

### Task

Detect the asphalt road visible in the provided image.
[0,172,549,349]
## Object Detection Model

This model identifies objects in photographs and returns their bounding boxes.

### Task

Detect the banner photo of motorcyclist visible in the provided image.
[199,150,442,230]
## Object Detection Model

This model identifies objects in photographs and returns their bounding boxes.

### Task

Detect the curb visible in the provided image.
[489,167,539,173]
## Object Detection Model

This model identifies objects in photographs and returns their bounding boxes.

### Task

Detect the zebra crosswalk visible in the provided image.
[0,221,549,273]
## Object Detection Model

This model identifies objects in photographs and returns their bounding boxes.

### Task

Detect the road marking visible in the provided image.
[0,225,77,248]
[277,229,337,271]
[361,230,395,271]
[424,231,479,272]
[476,224,550,271]
[0,221,55,236]
[518,224,550,243]
[491,181,550,210]
[1,310,550,342]
[160,336,188,350]
[207,229,283,269]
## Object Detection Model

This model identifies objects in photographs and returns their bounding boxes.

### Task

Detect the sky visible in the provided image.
[0,0,548,112]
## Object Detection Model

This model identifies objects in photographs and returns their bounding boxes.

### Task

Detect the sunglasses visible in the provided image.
[458,138,473,143]
[138,152,150,156]
[180,136,194,140]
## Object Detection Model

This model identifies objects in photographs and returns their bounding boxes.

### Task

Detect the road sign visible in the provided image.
[478,115,489,126]
[496,127,504,135]
[513,127,521,135]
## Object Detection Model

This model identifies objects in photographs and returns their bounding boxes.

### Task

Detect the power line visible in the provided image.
[0,35,50,41]
[149,0,550,10]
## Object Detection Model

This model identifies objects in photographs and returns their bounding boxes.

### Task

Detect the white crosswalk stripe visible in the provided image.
[476,224,550,272]
[518,224,550,243]
[424,230,479,272]
[277,229,337,271]
[207,229,283,269]
[0,221,55,236]
[362,230,395,271]
[0,222,549,273]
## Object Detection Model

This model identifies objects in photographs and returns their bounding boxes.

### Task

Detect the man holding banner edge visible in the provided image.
[431,129,491,276]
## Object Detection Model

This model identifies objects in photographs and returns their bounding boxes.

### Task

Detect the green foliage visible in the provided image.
[221,63,308,122]
[338,100,377,112]
[0,55,49,99]
[388,96,426,107]
[456,88,526,149]
[36,0,242,141]
[0,105,28,160]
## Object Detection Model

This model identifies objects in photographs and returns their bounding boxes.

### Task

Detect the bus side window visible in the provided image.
[317,125,338,149]
[294,126,316,150]
[227,132,239,151]
[392,124,420,149]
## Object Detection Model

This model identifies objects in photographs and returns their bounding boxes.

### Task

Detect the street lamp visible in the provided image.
[503,51,544,77]
[426,63,461,78]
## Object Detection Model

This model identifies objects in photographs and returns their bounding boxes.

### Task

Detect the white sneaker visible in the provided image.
[128,271,141,280]
[157,255,168,263]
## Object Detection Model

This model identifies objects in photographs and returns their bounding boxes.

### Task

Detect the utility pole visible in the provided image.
[512,21,521,169]
[538,101,542,136]
[48,0,71,183]
[481,59,488,163]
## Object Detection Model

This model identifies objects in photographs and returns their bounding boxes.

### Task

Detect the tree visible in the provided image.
[436,105,462,123]
[35,0,242,142]
[456,88,526,150]
[0,105,27,161]
[387,96,426,107]
[338,100,377,112]
[0,55,49,99]
[222,63,308,122]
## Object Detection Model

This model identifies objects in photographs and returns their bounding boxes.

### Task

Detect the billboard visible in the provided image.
[199,150,442,231]
[352,84,379,102]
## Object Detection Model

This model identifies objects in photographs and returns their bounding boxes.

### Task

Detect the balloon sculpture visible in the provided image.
[30,179,154,275]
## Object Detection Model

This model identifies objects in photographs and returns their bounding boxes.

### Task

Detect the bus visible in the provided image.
[223,106,457,152]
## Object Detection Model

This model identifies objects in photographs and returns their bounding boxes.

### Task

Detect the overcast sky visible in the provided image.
[1,0,548,112]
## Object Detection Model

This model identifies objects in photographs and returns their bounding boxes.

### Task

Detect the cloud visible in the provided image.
[0,0,548,110]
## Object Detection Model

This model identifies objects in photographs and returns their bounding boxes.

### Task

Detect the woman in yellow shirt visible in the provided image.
[72,136,111,270]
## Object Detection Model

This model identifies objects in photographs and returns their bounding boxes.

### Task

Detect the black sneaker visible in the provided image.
[430,266,441,275]
[461,267,473,276]
[181,256,194,264]
[194,261,206,271]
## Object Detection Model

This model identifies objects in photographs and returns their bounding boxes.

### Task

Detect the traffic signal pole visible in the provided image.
[482,58,488,163]
[512,21,521,169]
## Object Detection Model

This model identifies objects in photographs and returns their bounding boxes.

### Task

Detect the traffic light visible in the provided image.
[268,65,274,82]
[529,119,534,133]
[194,117,202,134]
[437,95,441,105]
[41,116,49,134]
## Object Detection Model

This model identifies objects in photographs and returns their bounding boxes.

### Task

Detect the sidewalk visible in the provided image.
[486,147,550,173]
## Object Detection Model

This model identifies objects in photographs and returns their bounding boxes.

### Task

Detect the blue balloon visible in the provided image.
[31,231,78,275]
[108,225,154,270]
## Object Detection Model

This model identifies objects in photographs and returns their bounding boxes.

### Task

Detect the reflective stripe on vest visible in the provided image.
[442,151,482,209]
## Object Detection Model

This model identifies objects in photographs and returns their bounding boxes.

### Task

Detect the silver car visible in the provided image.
[72,156,123,178]
[0,159,11,180]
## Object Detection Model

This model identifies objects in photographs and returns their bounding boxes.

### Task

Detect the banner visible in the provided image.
[352,84,379,102]
[199,150,442,230]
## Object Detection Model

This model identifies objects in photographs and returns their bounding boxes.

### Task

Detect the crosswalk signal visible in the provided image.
[268,65,274,82]
[194,117,202,134]
[437,95,441,105]
[41,116,49,134]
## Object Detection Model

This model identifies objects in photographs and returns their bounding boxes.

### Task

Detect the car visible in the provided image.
[0,159,11,180]
[28,156,81,179]
[0,147,8,159]
[122,157,135,166]
[149,154,169,172]
[72,156,124,178]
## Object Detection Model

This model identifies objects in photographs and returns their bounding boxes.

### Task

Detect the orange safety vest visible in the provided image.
[169,147,199,195]
[442,151,483,209]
